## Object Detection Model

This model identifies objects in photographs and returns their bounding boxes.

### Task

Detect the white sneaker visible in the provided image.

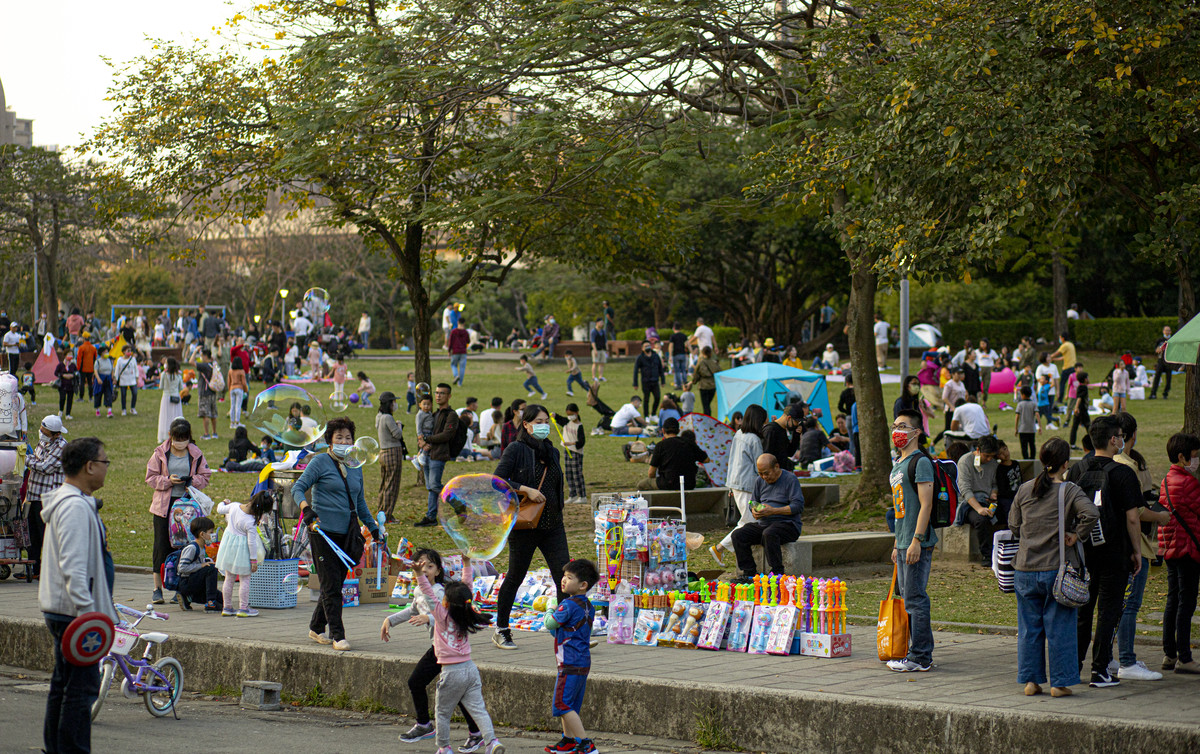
[540,393,548,399]
[590,428,604,436]
[527,391,535,397]
[65,415,73,420]
[131,409,138,415]
[121,410,127,416]
[1118,661,1163,681]
[1047,423,1058,430]
[566,391,574,396]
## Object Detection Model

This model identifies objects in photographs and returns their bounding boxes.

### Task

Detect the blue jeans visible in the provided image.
[450,353,467,385]
[44,615,101,753]
[424,458,446,519]
[1117,555,1150,667]
[567,372,588,394]
[895,545,934,665]
[1015,570,1080,688]
[524,376,543,395]
[672,355,688,389]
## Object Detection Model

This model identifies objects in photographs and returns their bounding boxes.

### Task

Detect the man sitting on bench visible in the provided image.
[731,453,805,578]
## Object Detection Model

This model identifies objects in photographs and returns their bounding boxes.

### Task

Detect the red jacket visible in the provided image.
[1158,466,1200,562]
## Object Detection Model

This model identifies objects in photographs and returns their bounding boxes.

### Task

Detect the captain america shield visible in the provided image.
[62,612,115,666]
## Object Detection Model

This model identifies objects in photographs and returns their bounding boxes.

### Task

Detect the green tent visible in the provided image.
[1165,313,1200,365]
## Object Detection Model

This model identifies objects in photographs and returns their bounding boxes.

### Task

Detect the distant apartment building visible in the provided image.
[0,75,34,147]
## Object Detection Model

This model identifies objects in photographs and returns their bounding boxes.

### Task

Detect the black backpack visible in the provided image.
[447,411,470,457]
[1074,457,1126,551]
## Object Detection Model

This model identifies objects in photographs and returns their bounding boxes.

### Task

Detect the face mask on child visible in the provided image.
[530,424,552,440]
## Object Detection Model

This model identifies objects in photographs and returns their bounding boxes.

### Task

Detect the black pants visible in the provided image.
[1069,410,1090,446]
[965,500,1009,563]
[26,499,44,576]
[7,353,18,374]
[310,527,355,641]
[120,386,138,411]
[410,644,480,729]
[179,565,222,605]
[78,371,93,399]
[1018,432,1036,460]
[700,388,716,416]
[1164,558,1200,664]
[852,431,861,467]
[1151,363,1172,398]
[732,520,800,576]
[496,526,571,628]
[640,382,661,416]
[57,388,73,416]
[19,384,35,403]
[1078,555,1129,675]
[1059,366,1075,401]
[44,615,100,754]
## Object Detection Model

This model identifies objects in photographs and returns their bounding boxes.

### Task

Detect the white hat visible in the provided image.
[41,415,68,434]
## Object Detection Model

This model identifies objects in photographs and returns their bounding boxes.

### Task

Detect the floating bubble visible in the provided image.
[437,474,518,560]
[303,287,330,318]
[329,391,348,411]
[249,384,328,447]
[414,382,431,401]
[281,572,306,596]
[342,436,380,469]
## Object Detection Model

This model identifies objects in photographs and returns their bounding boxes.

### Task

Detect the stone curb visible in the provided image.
[2,615,1197,753]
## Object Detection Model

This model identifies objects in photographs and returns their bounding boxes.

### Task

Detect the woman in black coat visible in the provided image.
[491,404,570,650]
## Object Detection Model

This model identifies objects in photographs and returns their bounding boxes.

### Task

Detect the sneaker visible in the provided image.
[333,639,351,651]
[204,601,221,613]
[528,391,536,397]
[484,741,504,754]
[571,740,595,754]
[65,415,73,420]
[171,592,181,605]
[1046,423,1058,430]
[309,629,332,645]
[544,737,576,753]
[179,594,193,611]
[131,408,138,415]
[598,377,607,382]
[1118,660,1162,681]
[96,409,100,417]
[460,733,485,753]
[121,410,127,416]
[492,628,517,650]
[1163,655,1178,671]
[1089,671,1120,688]
[708,545,725,567]
[590,428,604,436]
[413,516,437,528]
[1107,659,1119,676]
[107,409,113,418]
[437,748,454,754]
[541,393,548,399]
[152,589,165,605]
[236,608,260,618]
[399,722,436,743]
[222,608,236,617]
[1175,660,1200,674]
[887,658,931,672]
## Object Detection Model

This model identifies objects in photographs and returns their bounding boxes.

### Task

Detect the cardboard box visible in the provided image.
[358,562,402,604]
[799,632,852,658]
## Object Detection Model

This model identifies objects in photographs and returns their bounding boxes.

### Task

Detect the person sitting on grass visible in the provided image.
[610,396,647,436]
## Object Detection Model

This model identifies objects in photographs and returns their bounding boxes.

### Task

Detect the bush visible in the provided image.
[940,320,1060,350]
[940,317,1174,356]
[712,326,742,351]
[615,328,647,341]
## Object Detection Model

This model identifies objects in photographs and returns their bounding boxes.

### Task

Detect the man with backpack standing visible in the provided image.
[413,383,461,528]
[1067,416,1146,688]
[887,408,937,672]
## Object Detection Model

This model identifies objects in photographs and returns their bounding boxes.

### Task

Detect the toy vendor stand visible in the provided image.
[0,440,34,581]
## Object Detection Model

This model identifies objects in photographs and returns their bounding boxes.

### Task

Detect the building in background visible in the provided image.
[0,76,34,147]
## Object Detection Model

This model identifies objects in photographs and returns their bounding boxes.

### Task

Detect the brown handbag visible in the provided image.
[514,467,549,530]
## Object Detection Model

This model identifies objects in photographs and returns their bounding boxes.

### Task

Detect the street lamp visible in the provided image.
[279,288,289,300]
[254,314,261,324]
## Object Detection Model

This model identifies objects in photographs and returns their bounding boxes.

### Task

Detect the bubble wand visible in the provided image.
[310,524,357,569]
[551,415,573,459]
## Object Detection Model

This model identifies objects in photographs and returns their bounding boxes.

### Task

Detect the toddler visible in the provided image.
[357,370,375,408]
[332,356,349,405]
[412,396,433,471]
[542,559,599,754]
[215,492,273,617]
[307,341,323,381]
[406,371,417,413]
[19,362,35,405]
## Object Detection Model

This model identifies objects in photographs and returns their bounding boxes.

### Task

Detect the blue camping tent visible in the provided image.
[714,363,834,432]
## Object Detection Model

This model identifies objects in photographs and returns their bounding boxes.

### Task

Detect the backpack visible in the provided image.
[161,550,180,590]
[905,449,960,529]
[168,498,204,549]
[447,411,470,457]
[1074,457,1127,551]
[206,366,225,393]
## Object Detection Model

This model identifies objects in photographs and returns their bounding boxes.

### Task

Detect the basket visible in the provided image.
[248,558,300,609]
[110,628,139,656]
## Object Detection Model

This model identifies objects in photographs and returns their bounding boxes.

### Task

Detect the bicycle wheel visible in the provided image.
[143,656,183,717]
[92,659,116,721]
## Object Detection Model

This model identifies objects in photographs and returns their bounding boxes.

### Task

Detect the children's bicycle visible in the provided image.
[91,603,184,720]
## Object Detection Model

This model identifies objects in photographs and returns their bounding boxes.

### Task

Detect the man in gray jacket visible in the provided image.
[40,436,117,754]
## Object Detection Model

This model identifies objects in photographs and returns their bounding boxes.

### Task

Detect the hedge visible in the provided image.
[940,317,1174,356]
[615,325,743,352]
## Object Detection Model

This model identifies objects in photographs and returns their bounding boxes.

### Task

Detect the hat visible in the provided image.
[8,322,16,329]
[764,338,776,347]
[662,417,680,433]
[785,402,807,420]
[378,391,396,405]
[41,415,68,434]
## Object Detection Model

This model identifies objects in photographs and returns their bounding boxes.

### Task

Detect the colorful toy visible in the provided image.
[349,393,360,403]
[748,607,775,654]
[661,601,686,640]
[680,604,706,646]
[766,605,798,655]
[697,601,731,650]
[633,609,664,646]
[726,601,754,652]
[608,595,635,645]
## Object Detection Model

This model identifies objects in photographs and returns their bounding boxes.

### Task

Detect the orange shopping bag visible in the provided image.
[877,563,909,662]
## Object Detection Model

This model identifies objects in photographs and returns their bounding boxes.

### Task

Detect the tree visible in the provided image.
[90,1,677,383]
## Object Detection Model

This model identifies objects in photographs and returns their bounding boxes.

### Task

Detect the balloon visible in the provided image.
[249,384,328,447]
[988,368,1017,394]
[437,474,518,560]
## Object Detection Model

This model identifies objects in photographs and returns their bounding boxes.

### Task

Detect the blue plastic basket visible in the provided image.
[248,558,300,609]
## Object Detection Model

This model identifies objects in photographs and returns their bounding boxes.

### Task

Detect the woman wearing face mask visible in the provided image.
[157,356,184,443]
[145,418,212,605]
[292,417,384,651]
[1158,432,1200,674]
[894,376,934,434]
[491,404,570,650]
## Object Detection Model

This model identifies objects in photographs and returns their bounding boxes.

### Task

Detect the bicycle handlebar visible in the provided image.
[113,604,170,627]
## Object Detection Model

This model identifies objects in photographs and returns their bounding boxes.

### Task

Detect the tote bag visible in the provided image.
[877,563,909,661]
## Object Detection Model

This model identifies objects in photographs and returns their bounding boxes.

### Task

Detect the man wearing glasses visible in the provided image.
[39,437,117,753]
[730,453,804,578]
[887,410,936,672]
[415,383,460,527]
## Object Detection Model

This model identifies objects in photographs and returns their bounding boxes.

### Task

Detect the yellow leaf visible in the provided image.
[944,126,957,136]
[963,271,972,284]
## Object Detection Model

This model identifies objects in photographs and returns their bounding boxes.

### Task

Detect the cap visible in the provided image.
[8,322,17,329]
[378,391,396,404]
[41,415,68,434]
[764,338,776,347]
[662,417,680,433]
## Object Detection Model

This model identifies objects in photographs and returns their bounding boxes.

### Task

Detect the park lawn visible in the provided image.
[29,348,1186,631]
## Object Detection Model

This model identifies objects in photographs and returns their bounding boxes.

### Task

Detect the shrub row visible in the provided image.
[939,317,1175,356]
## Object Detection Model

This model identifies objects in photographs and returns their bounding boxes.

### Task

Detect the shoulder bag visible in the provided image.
[1052,482,1091,608]
[876,563,909,661]
[514,464,548,531]
[335,460,367,562]
[1162,483,1200,555]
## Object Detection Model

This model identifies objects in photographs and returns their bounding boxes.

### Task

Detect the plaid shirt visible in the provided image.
[26,435,67,504]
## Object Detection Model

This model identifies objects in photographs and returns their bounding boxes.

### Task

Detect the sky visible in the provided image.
[0,0,241,150]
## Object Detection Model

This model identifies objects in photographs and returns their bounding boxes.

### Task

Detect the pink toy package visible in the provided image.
[696,601,731,650]
[765,605,798,655]
[746,605,776,655]
[724,600,755,652]
[607,594,635,645]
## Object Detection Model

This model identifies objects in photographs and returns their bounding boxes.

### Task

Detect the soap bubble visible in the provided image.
[303,288,330,318]
[249,385,328,447]
[329,391,349,411]
[437,474,518,560]
[281,573,306,596]
[343,436,380,469]
[414,382,431,401]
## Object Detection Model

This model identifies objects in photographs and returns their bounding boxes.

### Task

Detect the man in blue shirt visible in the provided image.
[731,453,804,577]
[888,408,936,672]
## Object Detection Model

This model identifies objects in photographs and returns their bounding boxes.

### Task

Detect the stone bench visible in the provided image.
[607,340,643,357]
[750,531,897,574]
[799,483,841,510]
[936,525,984,563]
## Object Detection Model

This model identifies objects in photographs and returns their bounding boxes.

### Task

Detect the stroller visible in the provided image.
[586,381,615,433]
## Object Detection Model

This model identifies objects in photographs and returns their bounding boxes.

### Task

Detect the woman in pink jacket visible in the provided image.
[1159,432,1200,675]
[145,417,211,605]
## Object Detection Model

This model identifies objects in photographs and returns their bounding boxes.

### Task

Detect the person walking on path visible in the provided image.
[357,311,371,349]
[54,349,77,420]
[668,323,689,391]
[1009,437,1100,697]
[1051,332,1077,399]
[448,322,470,386]
[687,346,720,417]
[75,334,97,401]
[40,436,119,754]
[589,320,608,383]
[375,391,405,523]
[114,344,140,417]
[633,340,664,418]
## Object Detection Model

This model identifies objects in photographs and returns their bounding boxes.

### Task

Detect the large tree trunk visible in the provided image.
[392,219,433,384]
[846,263,890,507]
[1052,251,1069,338]
[1178,251,1199,434]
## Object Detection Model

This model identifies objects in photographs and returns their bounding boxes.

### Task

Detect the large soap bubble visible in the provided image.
[249,384,328,447]
[437,474,518,560]
[304,287,330,318]
[329,391,349,411]
[414,382,431,401]
[343,436,380,469]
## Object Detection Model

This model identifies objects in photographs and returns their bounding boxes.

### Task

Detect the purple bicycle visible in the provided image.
[91,603,183,720]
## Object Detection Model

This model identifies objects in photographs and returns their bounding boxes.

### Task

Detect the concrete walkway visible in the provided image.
[2,573,1198,753]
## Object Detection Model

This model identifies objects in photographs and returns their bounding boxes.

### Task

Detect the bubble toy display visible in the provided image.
[436,474,519,560]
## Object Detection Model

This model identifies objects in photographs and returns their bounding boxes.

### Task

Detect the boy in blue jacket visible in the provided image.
[542,559,599,754]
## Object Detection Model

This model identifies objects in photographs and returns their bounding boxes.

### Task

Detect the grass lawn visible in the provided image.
[25,348,1188,632]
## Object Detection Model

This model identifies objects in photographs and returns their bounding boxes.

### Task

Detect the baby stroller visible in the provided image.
[586,381,615,434]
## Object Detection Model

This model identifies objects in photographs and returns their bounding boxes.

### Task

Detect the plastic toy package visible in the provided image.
[724,600,755,652]
[747,605,776,655]
[607,594,636,645]
[632,609,664,646]
[766,605,798,655]
[696,600,731,650]
[389,571,414,606]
